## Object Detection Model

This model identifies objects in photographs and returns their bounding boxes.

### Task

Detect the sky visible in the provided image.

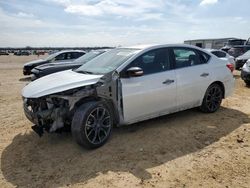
[0,0,249,47]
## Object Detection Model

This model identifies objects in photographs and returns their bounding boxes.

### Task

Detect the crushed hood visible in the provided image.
[22,70,103,98]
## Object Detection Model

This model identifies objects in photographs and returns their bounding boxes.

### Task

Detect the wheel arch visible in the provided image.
[209,81,225,98]
[73,96,120,126]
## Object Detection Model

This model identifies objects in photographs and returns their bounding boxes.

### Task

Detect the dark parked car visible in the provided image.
[14,51,31,56]
[221,39,246,52]
[228,45,250,59]
[241,59,250,86]
[235,50,250,70]
[23,50,85,75]
[31,50,107,80]
[0,51,9,55]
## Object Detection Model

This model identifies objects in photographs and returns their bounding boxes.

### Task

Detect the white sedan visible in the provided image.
[206,49,235,68]
[22,44,235,149]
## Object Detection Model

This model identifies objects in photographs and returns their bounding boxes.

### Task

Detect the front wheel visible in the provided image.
[71,101,113,149]
[200,83,223,113]
[244,80,250,86]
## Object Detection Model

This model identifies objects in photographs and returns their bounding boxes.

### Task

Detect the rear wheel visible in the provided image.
[71,101,113,149]
[200,83,223,113]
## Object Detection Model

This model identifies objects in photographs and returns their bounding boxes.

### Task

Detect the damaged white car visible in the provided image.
[22,44,235,149]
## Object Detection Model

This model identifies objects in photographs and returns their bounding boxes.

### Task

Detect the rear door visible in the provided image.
[120,48,177,123]
[170,47,212,110]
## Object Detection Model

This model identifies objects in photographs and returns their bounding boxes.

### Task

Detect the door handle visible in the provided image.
[163,79,175,85]
[200,73,209,77]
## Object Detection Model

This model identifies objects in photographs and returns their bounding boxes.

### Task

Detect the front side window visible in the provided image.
[73,52,85,59]
[172,48,209,69]
[128,48,170,75]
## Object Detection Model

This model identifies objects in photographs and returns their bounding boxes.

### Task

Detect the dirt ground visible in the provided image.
[0,55,249,188]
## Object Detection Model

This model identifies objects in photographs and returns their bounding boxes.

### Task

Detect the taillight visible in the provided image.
[226,64,234,73]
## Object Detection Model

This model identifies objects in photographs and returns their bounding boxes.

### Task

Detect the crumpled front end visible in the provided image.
[22,70,123,137]
[23,96,70,136]
[22,84,99,136]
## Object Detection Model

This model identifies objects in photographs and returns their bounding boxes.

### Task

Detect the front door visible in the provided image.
[120,48,177,124]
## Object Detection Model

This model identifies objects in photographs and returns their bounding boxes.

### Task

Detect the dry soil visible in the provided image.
[0,55,249,188]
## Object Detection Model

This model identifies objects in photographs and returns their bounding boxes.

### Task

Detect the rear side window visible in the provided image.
[172,48,209,69]
[73,52,85,59]
[212,51,226,58]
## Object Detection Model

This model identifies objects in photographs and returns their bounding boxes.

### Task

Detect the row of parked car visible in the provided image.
[0,50,58,56]
[219,38,250,85]
[21,44,236,149]
[23,47,250,85]
[211,48,250,85]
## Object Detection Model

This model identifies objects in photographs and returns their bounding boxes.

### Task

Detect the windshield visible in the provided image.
[242,50,250,57]
[75,48,140,74]
[73,51,104,64]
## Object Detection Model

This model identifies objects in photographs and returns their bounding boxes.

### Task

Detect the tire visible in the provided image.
[200,83,223,113]
[71,101,113,149]
[245,80,250,86]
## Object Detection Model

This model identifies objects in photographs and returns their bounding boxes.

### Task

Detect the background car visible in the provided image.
[241,59,250,86]
[31,50,107,80]
[0,51,9,55]
[14,51,30,56]
[22,44,234,149]
[228,45,250,58]
[23,50,85,75]
[206,49,235,67]
[235,50,250,70]
[221,39,246,52]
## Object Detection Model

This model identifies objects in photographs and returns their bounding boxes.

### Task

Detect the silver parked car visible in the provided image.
[22,44,235,149]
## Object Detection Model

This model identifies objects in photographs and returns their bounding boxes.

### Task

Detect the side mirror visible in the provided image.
[127,67,143,77]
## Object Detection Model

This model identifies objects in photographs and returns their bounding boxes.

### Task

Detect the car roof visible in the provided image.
[89,49,110,53]
[205,49,225,53]
[50,50,86,57]
[121,44,206,52]
[231,45,250,48]
[228,39,246,41]
[58,50,86,53]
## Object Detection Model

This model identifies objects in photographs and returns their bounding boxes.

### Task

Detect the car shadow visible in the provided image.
[1,107,249,188]
[234,74,241,79]
[19,77,32,82]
